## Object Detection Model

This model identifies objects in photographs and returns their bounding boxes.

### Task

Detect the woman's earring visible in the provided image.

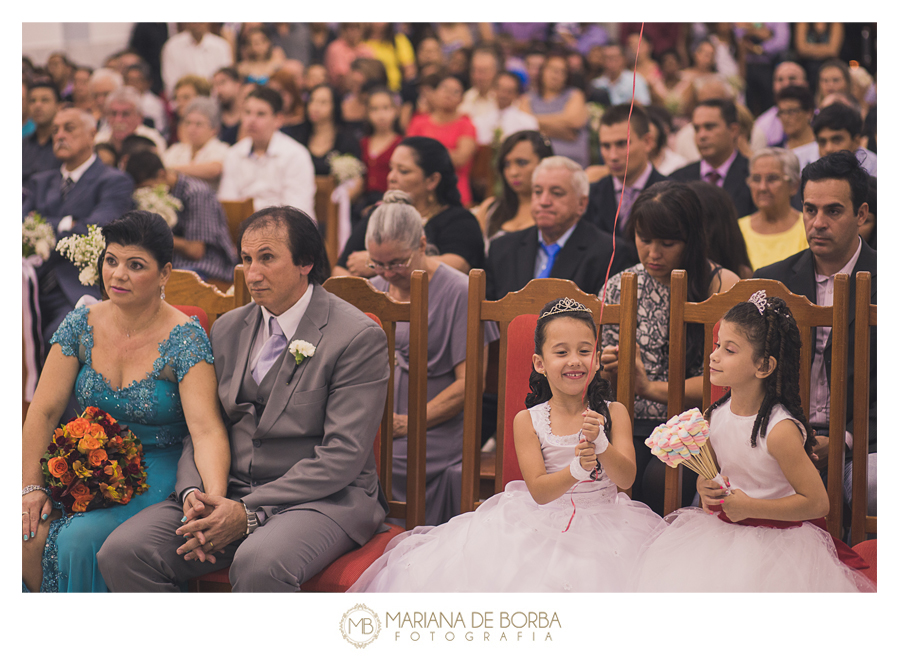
[160,285,166,300]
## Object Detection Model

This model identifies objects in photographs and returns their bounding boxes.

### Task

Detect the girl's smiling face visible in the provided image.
[533,316,600,397]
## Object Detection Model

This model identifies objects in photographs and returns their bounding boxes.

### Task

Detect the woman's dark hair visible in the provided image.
[487,130,554,238]
[238,206,330,285]
[363,86,403,136]
[306,83,344,126]
[399,136,461,206]
[687,180,752,277]
[525,299,612,433]
[99,211,174,296]
[628,181,711,374]
[645,105,674,155]
[705,297,814,453]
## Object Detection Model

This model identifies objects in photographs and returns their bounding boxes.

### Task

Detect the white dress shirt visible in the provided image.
[250,282,315,373]
[161,31,233,95]
[218,131,317,221]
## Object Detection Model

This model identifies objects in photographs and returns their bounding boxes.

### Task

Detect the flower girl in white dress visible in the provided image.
[349,298,662,592]
[634,292,874,592]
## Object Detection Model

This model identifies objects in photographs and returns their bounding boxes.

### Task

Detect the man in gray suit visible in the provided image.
[99,207,390,591]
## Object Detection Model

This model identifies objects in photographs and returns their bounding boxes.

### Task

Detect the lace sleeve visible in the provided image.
[161,318,215,382]
[49,306,91,363]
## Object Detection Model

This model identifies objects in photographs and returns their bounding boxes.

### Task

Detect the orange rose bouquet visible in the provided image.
[40,407,149,514]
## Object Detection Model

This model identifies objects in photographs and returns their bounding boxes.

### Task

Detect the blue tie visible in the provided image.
[252,317,287,384]
[537,243,562,279]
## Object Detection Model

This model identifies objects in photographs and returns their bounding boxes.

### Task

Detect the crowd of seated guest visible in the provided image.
[23,21,876,549]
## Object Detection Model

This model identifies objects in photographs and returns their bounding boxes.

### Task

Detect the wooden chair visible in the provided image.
[469,145,496,205]
[232,265,252,308]
[664,269,850,539]
[166,269,236,329]
[849,271,876,581]
[191,271,429,592]
[314,176,340,269]
[460,269,638,513]
[220,198,254,256]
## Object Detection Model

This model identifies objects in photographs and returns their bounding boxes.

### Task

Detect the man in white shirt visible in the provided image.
[794,101,877,177]
[590,43,650,106]
[459,46,501,145]
[218,86,316,219]
[161,23,233,96]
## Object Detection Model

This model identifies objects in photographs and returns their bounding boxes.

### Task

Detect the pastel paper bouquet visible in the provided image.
[645,408,729,490]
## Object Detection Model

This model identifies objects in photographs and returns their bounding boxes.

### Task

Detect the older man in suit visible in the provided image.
[754,150,876,513]
[99,207,390,591]
[486,155,626,301]
[22,107,134,347]
[669,98,755,218]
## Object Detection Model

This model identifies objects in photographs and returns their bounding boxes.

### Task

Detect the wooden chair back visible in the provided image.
[315,175,340,269]
[461,269,638,512]
[469,145,496,205]
[166,269,235,327]
[220,198,255,256]
[665,270,850,538]
[850,271,876,544]
[232,265,252,308]
[322,272,428,530]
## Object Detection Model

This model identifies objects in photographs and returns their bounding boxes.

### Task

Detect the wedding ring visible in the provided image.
[208,540,215,551]
[22,511,29,515]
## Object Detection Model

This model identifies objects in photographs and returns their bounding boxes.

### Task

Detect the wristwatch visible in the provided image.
[242,501,259,536]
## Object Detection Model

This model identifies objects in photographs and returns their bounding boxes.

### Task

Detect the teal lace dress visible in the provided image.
[39,305,214,592]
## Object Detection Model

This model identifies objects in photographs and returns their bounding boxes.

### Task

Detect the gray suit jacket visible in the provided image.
[176,284,391,545]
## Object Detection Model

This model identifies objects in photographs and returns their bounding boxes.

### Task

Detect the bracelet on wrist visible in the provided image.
[22,484,50,497]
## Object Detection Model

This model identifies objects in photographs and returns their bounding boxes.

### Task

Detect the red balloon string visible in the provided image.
[564,23,644,533]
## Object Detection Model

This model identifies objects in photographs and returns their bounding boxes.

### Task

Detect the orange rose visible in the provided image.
[83,406,100,417]
[70,481,90,498]
[65,417,92,438]
[60,471,75,485]
[87,423,107,440]
[72,494,94,512]
[78,435,101,453]
[48,456,69,478]
[120,486,133,505]
[88,449,108,467]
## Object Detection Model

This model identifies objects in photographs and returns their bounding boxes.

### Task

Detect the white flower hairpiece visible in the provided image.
[540,297,591,319]
[289,340,316,365]
[748,290,767,315]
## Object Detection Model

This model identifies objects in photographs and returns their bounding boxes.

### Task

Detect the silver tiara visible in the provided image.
[540,298,591,319]
[749,290,767,315]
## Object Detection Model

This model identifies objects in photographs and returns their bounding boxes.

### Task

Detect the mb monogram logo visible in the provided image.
[340,604,382,648]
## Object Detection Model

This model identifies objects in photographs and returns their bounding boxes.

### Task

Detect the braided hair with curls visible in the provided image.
[703,296,815,454]
[525,298,613,434]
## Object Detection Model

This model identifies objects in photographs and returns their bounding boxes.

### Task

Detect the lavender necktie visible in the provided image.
[252,317,287,384]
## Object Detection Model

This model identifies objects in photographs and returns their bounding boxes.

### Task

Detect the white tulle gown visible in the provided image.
[633,400,874,592]
[349,401,663,592]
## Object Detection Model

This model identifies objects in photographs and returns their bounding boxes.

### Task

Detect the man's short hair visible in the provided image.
[801,149,870,213]
[532,155,589,198]
[239,207,330,285]
[124,61,152,82]
[28,77,61,103]
[775,85,814,112]
[599,103,650,136]
[60,107,97,133]
[695,98,738,126]
[119,134,157,160]
[811,102,863,138]
[245,85,283,114]
[215,66,241,82]
[124,150,166,187]
[89,67,123,88]
[471,44,502,68]
[104,85,143,114]
[496,70,523,94]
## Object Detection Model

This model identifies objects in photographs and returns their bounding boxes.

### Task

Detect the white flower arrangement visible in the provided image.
[327,153,366,185]
[22,212,57,261]
[56,224,106,287]
[133,184,183,228]
[289,340,316,365]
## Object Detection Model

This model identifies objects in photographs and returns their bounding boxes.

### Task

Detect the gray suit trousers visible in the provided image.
[98,497,356,592]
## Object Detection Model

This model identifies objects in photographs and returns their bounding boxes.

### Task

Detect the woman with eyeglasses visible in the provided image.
[332,136,485,278]
[738,147,808,271]
[364,190,498,525]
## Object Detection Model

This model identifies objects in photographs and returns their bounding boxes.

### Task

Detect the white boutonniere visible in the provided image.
[289,340,316,365]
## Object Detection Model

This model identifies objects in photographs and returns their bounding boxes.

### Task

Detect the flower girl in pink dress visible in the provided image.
[634,292,873,592]
[349,298,661,592]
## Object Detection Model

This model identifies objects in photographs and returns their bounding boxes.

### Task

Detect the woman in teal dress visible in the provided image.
[22,211,231,592]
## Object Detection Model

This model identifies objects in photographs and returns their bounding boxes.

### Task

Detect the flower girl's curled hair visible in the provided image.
[704,295,815,453]
[525,298,612,431]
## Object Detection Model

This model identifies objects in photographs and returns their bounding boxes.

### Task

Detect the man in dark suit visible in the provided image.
[22,79,61,184]
[487,155,626,301]
[669,98,756,218]
[583,103,667,267]
[22,107,134,348]
[99,207,390,591]
[754,150,875,513]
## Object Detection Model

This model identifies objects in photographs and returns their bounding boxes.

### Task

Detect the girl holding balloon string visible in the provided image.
[349,298,661,592]
[633,292,873,592]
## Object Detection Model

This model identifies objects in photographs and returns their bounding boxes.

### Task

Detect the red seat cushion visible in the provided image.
[302,523,406,592]
[196,566,231,583]
[854,539,877,587]
[173,305,210,336]
[502,315,539,488]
